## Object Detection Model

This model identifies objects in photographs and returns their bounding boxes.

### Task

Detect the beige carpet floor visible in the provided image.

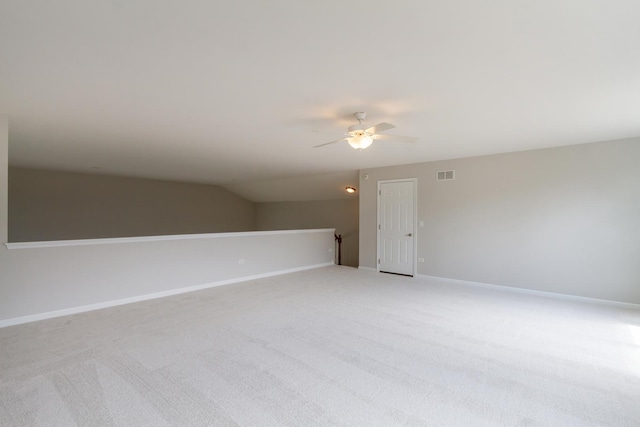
[1,266,639,426]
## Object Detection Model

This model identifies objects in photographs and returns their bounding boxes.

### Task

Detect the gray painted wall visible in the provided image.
[359,138,640,304]
[0,118,7,244]
[8,167,256,242]
[256,199,359,267]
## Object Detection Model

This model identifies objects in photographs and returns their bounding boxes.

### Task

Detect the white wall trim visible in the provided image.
[0,262,334,328]
[4,228,335,249]
[417,274,640,309]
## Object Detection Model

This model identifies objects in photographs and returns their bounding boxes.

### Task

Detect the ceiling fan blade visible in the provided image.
[312,138,347,148]
[365,122,395,134]
[372,134,418,143]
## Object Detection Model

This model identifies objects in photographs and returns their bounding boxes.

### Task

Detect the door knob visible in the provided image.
[406,233,412,237]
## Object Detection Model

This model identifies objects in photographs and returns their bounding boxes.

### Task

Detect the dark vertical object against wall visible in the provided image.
[8,167,256,242]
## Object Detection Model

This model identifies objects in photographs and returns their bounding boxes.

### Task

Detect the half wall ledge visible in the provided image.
[0,228,336,327]
[4,228,336,249]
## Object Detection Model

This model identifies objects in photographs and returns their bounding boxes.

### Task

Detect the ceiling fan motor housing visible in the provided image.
[348,124,367,133]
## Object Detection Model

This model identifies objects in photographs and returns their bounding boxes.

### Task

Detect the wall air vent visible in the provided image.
[437,170,455,181]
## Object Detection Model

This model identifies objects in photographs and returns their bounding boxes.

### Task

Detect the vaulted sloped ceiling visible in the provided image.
[1,1,639,201]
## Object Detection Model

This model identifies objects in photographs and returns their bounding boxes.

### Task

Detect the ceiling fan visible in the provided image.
[313,112,417,150]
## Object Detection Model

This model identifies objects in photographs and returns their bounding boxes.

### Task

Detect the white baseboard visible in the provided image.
[416,274,640,310]
[358,266,377,272]
[0,262,334,328]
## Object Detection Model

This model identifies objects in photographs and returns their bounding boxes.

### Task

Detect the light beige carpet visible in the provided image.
[1,266,639,426]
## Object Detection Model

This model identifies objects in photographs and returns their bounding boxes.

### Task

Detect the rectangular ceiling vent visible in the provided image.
[437,170,455,181]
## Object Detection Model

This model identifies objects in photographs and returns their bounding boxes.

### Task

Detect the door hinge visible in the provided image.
[378,258,380,264]
[378,224,381,230]
[379,190,381,195]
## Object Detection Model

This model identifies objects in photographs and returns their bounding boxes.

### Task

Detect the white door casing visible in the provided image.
[377,179,416,276]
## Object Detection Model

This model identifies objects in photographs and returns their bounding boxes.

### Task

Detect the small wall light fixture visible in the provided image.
[346,186,357,194]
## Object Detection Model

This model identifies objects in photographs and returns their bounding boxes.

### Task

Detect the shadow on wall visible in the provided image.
[8,167,256,242]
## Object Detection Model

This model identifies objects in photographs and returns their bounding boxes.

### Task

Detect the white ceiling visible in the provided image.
[1,1,639,201]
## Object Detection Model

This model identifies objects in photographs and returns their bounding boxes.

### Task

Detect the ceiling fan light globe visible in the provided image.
[348,135,373,149]
[359,135,373,149]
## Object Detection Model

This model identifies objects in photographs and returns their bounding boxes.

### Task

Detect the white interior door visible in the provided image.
[378,180,415,276]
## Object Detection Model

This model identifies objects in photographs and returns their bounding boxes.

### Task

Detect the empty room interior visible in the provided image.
[1,1,639,426]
